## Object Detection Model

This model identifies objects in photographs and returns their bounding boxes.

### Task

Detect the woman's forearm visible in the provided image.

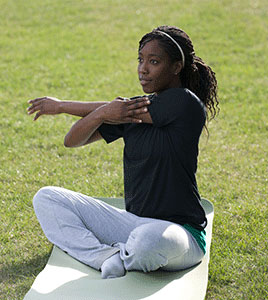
[64,105,106,147]
[58,101,109,117]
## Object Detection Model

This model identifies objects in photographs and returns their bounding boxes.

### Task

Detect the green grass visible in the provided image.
[0,0,267,299]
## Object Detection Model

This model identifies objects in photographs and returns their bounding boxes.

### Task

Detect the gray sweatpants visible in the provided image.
[33,186,204,272]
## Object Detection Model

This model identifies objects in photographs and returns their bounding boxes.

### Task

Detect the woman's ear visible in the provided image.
[173,61,183,75]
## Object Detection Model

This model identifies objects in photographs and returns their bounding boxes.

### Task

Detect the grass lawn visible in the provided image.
[0,0,267,299]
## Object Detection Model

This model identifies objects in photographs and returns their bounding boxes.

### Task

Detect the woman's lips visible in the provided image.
[139,78,151,85]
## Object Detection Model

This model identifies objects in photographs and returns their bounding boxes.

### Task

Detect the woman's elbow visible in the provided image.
[64,130,100,148]
[64,134,79,148]
[64,135,72,147]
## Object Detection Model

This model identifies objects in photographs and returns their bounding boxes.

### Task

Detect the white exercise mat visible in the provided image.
[24,198,214,300]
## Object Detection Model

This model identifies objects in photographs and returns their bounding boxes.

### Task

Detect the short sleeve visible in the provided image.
[148,88,205,128]
[98,123,125,144]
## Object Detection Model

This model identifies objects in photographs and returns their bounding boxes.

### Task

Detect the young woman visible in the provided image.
[28,25,218,279]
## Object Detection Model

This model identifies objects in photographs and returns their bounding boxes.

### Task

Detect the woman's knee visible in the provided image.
[124,222,190,272]
[124,223,170,272]
[132,223,188,253]
[33,186,88,219]
[33,186,58,212]
[127,224,156,255]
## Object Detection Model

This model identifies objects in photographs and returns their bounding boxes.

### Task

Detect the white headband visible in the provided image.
[156,31,185,68]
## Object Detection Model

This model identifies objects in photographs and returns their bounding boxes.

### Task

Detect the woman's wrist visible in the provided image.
[57,101,65,114]
[92,103,109,123]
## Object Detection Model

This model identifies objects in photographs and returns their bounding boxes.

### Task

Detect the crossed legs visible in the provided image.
[33,186,204,278]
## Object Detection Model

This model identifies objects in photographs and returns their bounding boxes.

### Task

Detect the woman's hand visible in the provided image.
[27,96,62,121]
[100,96,151,124]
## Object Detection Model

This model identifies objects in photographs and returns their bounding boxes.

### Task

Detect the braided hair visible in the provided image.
[139,25,219,120]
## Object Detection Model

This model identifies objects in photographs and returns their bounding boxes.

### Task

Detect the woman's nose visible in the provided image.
[138,62,149,74]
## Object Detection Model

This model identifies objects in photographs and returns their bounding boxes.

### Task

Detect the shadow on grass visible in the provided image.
[0,248,52,286]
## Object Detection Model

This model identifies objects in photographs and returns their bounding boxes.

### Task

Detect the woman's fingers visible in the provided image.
[33,111,42,121]
[124,117,143,123]
[127,97,150,105]
[27,97,46,114]
[127,97,150,110]
[127,107,148,116]
[27,104,43,120]
[27,105,42,115]
[126,98,150,116]
[112,97,150,120]
[27,102,40,112]
[27,100,41,110]
[28,96,48,104]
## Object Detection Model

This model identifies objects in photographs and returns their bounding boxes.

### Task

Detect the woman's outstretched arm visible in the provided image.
[27,96,108,120]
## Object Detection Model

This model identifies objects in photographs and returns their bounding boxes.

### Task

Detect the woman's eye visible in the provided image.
[150,60,158,65]
[137,57,143,63]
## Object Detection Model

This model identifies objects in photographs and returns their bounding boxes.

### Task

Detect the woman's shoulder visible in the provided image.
[130,88,198,102]
[155,88,204,108]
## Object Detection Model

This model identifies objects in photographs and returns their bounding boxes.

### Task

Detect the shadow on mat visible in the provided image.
[25,265,198,300]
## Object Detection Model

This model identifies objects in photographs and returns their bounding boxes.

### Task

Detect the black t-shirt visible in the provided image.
[98,88,207,230]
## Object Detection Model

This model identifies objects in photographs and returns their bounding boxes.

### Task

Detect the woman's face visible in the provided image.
[138,39,181,94]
